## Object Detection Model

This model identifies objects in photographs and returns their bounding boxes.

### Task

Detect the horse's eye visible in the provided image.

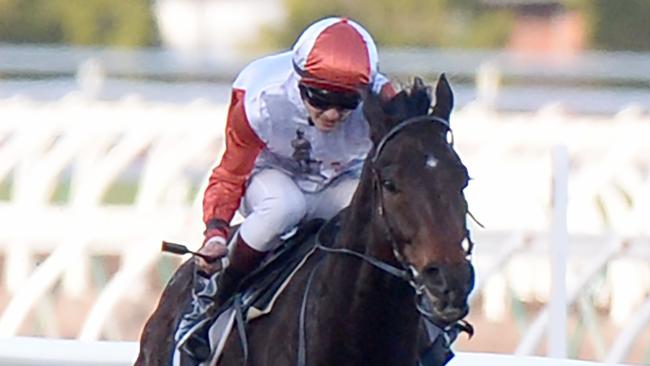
[381,179,399,193]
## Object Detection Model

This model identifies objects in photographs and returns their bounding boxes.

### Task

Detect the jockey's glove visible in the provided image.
[196,236,228,276]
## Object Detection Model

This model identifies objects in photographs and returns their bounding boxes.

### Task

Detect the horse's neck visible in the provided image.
[335,183,413,303]
[336,177,399,263]
[313,179,420,363]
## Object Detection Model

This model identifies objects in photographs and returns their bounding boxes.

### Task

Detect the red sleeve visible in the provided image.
[202,88,265,238]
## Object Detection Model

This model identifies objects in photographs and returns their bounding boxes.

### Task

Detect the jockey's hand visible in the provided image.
[195,236,228,276]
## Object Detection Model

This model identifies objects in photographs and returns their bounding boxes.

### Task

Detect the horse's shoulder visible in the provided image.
[135,259,194,365]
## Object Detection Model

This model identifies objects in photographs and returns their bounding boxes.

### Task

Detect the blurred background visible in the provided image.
[0,0,649,365]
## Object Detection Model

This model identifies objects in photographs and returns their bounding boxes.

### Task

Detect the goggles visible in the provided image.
[299,84,361,111]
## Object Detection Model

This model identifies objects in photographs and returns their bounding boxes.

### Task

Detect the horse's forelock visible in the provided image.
[384,79,432,121]
[364,77,439,145]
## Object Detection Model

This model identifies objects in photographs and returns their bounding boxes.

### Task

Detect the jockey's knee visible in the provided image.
[241,193,306,251]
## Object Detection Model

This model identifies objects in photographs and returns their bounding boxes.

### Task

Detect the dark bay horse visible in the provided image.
[136,74,475,366]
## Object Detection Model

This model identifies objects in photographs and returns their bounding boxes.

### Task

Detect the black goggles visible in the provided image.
[299,84,361,111]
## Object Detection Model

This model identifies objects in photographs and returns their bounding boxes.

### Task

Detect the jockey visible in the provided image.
[176,17,395,362]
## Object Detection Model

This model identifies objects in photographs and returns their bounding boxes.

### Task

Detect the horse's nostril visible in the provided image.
[422,264,446,290]
[423,265,440,277]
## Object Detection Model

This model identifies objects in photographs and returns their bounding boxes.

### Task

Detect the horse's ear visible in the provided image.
[383,89,409,119]
[410,76,433,116]
[431,73,454,122]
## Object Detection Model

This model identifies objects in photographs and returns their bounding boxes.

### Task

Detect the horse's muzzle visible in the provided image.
[420,260,475,324]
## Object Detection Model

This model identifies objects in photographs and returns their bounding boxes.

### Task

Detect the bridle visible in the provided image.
[296,114,475,366]
[372,114,473,263]
[317,114,474,318]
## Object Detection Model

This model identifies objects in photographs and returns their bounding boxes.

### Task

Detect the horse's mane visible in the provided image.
[383,77,433,120]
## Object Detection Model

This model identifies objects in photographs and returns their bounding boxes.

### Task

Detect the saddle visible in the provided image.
[230,216,334,317]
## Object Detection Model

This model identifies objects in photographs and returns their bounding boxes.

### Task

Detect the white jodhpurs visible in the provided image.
[238,169,358,252]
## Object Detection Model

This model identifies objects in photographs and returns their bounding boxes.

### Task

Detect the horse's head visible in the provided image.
[363,74,474,325]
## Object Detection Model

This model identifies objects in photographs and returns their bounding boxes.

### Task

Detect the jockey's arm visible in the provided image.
[202,88,265,244]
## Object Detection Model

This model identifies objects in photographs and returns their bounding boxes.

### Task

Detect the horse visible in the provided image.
[135,74,475,366]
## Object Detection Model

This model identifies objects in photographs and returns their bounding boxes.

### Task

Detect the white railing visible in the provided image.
[0,95,648,364]
[0,337,629,366]
[0,337,138,366]
[0,96,227,338]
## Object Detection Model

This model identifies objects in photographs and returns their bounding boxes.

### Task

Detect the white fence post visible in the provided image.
[549,145,569,358]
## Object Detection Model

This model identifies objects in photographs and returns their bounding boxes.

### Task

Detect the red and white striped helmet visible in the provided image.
[292,17,378,92]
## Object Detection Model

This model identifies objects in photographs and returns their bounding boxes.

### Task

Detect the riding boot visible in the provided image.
[214,235,266,307]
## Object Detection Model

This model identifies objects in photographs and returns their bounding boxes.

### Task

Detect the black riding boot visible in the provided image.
[215,235,266,307]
